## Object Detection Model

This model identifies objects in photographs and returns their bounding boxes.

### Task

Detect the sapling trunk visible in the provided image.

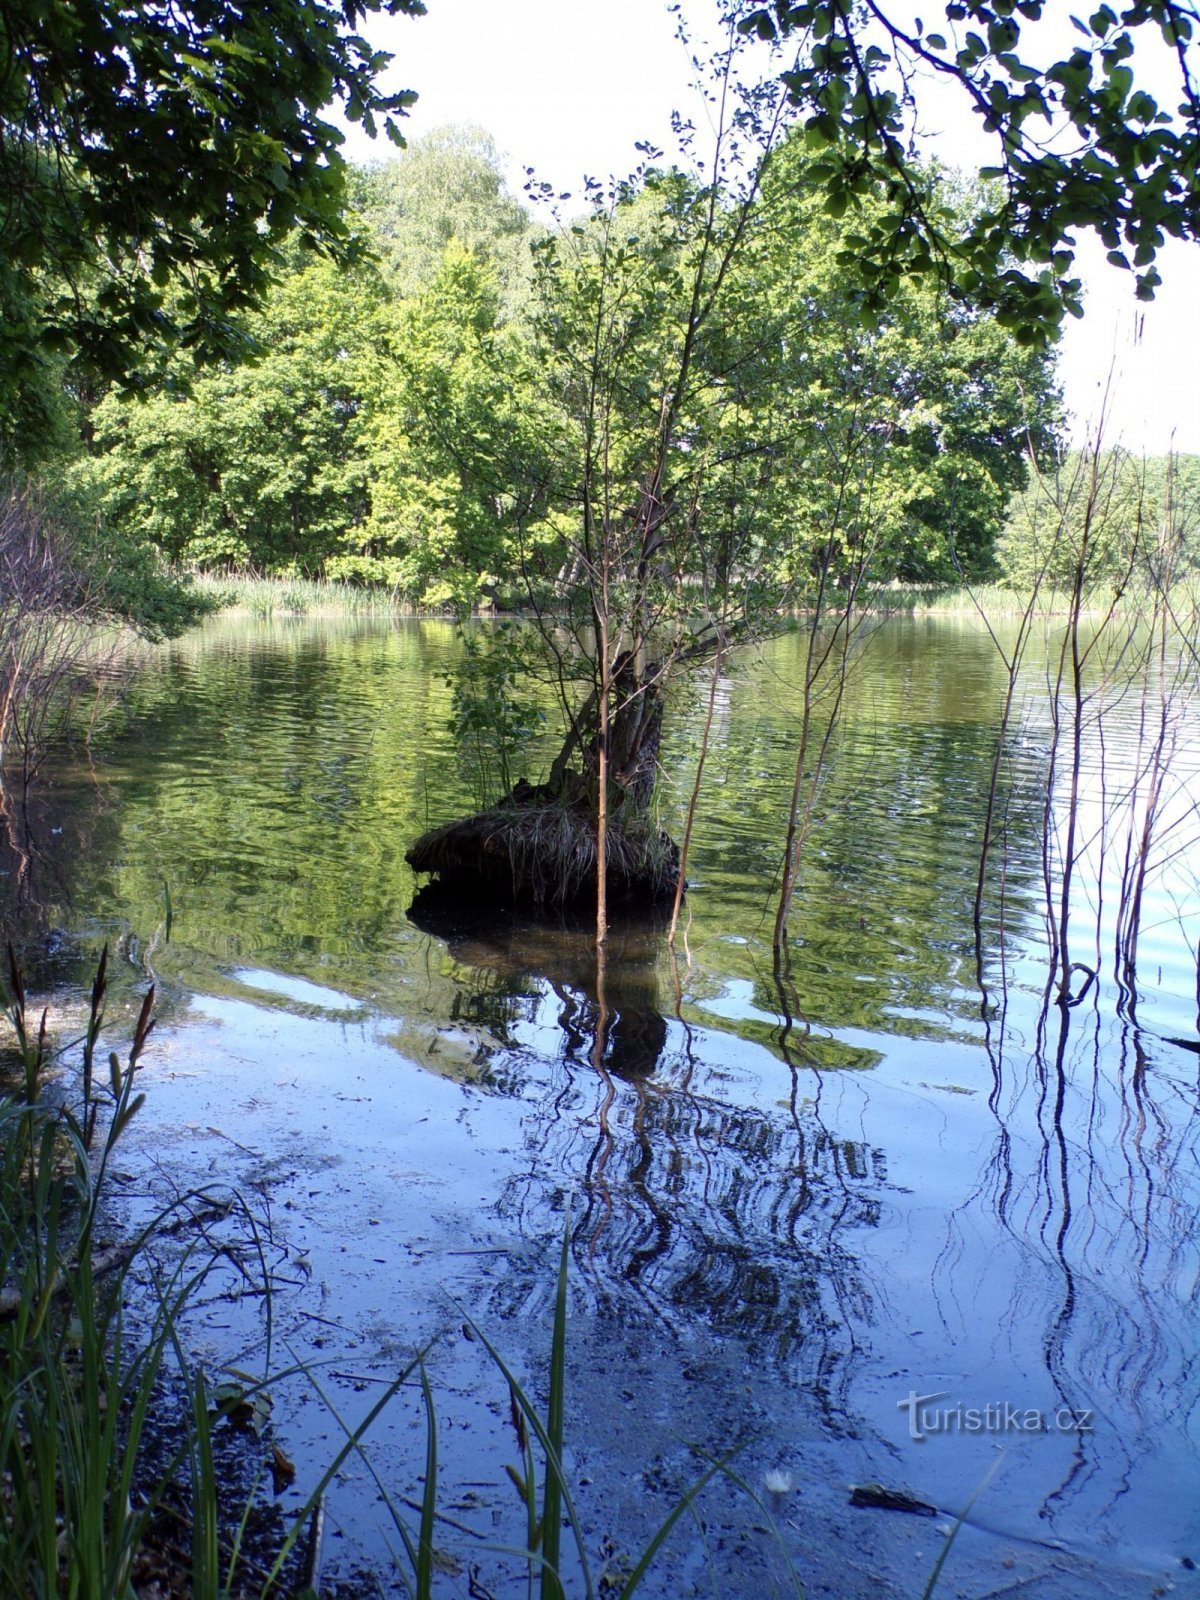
[669,640,724,947]
[773,531,874,952]
[1055,537,1088,996]
[972,569,1044,977]
[596,615,610,948]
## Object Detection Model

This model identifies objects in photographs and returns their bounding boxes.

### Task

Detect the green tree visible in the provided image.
[408,110,1061,929]
[78,247,390,571]
[518,137,1056,662]
[349,126,534,309]
[335,240,556,605]
[0,0,423,457]
[79,229,554,600]
[736,139,1060,581]
[741,0,1200,340]
[998,448,1200,588]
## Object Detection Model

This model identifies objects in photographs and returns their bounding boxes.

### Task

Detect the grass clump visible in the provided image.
[0,945,170,1597]
[871,579,1200,617]
[0,945,748,1600]
[188,571,416,619]
[0,948,306,1598]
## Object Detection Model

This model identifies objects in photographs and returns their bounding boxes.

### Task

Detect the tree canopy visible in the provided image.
[741,0,1200,340]
[74,128,1057,608]
[77,131,555,605]
[349,126,534,305]
[0,0,423,453]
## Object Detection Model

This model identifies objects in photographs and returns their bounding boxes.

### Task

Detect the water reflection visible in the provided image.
[407,886,669,1077]
[938,978,1200,1538]
[5,612,1198,1592]
[409,886,888,1424]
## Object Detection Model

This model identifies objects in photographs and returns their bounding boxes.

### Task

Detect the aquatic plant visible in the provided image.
[189,570,415,619]
[962,431,1200,1007]
[0,948,300,1599]
[295,1210,806,1600]
[0,949,174,1597]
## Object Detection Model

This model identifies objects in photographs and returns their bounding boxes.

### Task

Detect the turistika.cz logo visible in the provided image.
[898,1390,1095,1443]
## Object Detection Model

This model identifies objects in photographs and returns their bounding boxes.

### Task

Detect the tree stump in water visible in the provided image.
[408,666,681,910]
[405,771,680,910]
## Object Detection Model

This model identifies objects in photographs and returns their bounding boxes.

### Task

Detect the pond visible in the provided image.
[4,612,1198,1599]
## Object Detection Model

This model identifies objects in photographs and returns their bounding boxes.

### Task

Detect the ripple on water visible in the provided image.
[23,611,1200,1598]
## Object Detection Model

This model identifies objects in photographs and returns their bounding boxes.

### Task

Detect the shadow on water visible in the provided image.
[407,884,671,1077]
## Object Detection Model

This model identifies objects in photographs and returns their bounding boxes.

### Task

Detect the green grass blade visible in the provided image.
[464,1321,595,1600]
[188,1366,221,1600]
[676,1450,805,1598]
[616,1454,732,1599]
[918,1452,1003,1600]
[262,1344,430,1593]
[417,1362,438,1598]
[223,1464,266,1596]
[296,1358,424,1593]
[541,1219,571,1600]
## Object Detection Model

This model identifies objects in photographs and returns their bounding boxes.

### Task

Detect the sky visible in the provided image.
[340,0,1200,455]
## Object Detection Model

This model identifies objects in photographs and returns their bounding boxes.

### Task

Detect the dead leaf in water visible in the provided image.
[271,1444,296,1495]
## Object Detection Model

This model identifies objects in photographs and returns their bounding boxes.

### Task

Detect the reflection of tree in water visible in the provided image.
[689,621,1055,1035]
[0,761,200,1032]
[939,982,1200,1526]
[939,647,1200,1529]
[410,888,891,1418]
[0,764,123,968]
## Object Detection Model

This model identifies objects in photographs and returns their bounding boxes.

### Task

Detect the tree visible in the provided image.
[406,134,790,925]
[407,112,1058,930]
[79,247,391,571]
[339,242,555,605]
[349,126,534,309]
[723,136,1060,581]
[0,0,423,456]
[79,230,554,601]
[740,0,1200,341]
[997,447,1200,588]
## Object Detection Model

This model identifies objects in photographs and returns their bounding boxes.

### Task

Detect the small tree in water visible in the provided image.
[409,32,794,935]
[408,29,1058,943]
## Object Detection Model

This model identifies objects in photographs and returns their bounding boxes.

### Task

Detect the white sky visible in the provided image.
[341,0,1200,454]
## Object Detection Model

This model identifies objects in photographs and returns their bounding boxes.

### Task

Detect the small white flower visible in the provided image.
[764,1469,793,1495]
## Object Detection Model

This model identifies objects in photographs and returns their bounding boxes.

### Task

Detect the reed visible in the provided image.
[877,576,1200,618]
[188,571,418,619]
[307,1209,808,1600]
[0,949,186,1598]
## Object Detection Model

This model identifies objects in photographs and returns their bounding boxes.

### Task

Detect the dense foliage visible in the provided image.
[350,125,535,308]
[742,0,1200,342]
[0,0,424,459]
[3,3,1196,639]
[67,125,1062,613]
[997,447,1200,588]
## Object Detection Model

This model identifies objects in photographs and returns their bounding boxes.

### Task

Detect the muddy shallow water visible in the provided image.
[5,613,1199,1598]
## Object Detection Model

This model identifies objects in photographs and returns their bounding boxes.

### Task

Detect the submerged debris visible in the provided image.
[849,1483,939,1517]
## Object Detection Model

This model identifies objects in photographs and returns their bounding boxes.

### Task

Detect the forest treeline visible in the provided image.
[11,125,1200,631]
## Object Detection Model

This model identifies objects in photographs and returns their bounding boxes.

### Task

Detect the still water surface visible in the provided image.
[9,613,1199,1599]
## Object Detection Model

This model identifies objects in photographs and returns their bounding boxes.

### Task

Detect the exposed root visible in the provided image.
[406,791,680,908]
